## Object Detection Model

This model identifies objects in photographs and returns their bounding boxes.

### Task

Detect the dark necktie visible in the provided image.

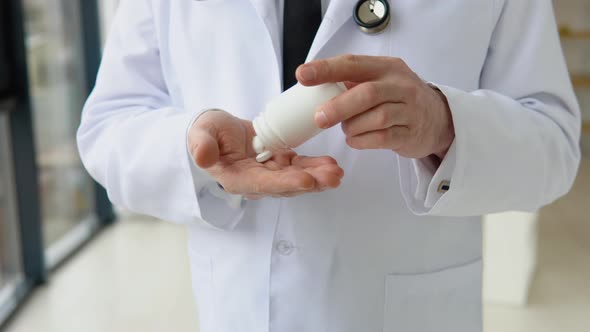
[283,0,323,91]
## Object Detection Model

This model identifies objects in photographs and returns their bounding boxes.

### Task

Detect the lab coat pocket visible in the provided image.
[188,252,216,332]
[383,259,483,332]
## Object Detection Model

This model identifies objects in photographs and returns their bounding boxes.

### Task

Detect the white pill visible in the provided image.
[252,136,265,154]
[256,150,273,163]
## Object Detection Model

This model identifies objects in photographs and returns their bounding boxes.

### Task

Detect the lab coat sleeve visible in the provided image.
[77,0,245,228]
[398,0,581,216]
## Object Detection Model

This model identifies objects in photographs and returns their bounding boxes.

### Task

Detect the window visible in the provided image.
[0,112,24,324]
[23,0,98,267]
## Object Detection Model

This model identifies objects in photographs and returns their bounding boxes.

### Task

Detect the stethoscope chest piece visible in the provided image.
[353,0,391,34]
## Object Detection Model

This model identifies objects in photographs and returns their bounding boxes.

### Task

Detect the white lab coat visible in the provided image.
[77,0,581,331]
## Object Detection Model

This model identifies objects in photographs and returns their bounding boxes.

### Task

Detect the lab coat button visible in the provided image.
[275,240,294,256]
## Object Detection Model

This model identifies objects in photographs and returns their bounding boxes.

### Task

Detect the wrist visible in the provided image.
[428,84,455,160]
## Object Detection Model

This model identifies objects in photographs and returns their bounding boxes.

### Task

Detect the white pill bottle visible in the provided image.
[252,82,347,162]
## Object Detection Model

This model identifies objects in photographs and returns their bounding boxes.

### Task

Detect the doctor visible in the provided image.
[78,0,580,331]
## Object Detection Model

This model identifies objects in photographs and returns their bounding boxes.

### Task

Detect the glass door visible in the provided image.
[0,0,110,326]
[0,110,24,324]
[22,0,99,267]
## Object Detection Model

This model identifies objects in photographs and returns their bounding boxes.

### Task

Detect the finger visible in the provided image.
[216,156,320,195]
[255,169,316,194]
[222,167,316,195]
[191,128,220,168]
[346,126,410,150]
[297,55,405,86]
[291,155,339,168]
[252,185,331,199]
[314,163,345,178]
[222,172,308,195]
[277,192,307,198]
[343,81,359,89]
[315,82,393,129]
[266,152,336,169]
[271,150,298,166]
[276,182,338,198]
[244,194,265,200]
[341,103,408,137]
[261,159,282,171]
[304,164,344,189]
[278,189,323,198]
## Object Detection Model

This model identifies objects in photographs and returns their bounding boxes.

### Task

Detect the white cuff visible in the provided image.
[399,141,456,215]
[422,141,456,207]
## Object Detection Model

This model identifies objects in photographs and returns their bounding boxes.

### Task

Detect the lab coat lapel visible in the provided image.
[248,0,282,69]
[307,0,357,61]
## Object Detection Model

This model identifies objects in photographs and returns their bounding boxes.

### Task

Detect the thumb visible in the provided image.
[190,127,220,169]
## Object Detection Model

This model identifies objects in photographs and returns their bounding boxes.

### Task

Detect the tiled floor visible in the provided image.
[3,161,590,332]
[3,218,199,332]
[485,159,590,332]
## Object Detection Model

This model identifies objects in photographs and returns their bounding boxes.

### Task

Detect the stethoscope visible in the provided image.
[353,0,391,34]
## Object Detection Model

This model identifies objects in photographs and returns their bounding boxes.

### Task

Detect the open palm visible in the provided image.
[188,110,344,199]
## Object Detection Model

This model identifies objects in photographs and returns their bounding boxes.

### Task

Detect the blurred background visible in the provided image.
[0,0,588,331]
